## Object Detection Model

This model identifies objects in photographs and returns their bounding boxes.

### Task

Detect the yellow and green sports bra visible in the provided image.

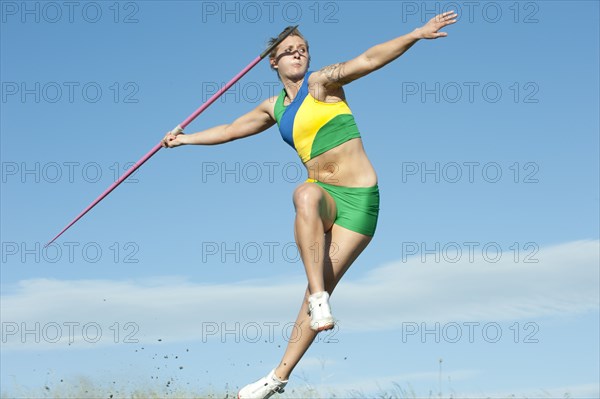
[274,71,361,163]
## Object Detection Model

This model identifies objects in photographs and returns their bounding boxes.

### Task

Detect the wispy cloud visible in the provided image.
[335,239,599,330]
[2,240,598,349]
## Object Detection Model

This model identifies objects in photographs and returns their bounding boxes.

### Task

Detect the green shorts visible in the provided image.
[308,179,380,237]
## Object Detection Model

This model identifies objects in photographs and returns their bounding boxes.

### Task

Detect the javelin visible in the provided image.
[46,25,298,247]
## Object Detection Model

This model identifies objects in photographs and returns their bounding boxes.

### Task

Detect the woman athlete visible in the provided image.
[162,11,457,399]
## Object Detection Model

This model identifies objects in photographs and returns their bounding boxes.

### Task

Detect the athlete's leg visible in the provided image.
[274,224,372,380]
[292,183,337,294]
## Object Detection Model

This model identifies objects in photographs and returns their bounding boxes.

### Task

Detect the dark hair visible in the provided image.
[267,26,310,72]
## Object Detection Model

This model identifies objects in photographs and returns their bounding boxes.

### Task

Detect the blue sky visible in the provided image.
[1,1,599,398]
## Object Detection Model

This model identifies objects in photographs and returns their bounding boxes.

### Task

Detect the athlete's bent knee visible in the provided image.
[293,183,323,214]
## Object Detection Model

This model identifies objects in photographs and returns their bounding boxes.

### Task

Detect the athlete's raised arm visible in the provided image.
[161,97,277,148]
[311,11,458,88]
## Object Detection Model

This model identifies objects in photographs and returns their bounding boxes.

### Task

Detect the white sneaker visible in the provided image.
[308,291,335,331]
[238,369,288,399]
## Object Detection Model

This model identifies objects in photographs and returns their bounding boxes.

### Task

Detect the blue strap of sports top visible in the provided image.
[279,71,313,148]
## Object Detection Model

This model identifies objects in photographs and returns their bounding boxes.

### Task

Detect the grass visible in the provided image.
[1,379,580,399]
[0,360,581,399]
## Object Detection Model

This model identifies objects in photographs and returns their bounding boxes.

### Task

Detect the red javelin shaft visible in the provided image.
[46,26,298,246]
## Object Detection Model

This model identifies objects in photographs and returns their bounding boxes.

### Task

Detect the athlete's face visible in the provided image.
[271,36,310,79]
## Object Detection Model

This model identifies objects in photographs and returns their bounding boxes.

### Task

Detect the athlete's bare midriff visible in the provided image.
[304,137,378,187]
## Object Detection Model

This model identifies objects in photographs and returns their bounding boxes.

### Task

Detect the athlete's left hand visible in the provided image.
[414,11,458,39]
